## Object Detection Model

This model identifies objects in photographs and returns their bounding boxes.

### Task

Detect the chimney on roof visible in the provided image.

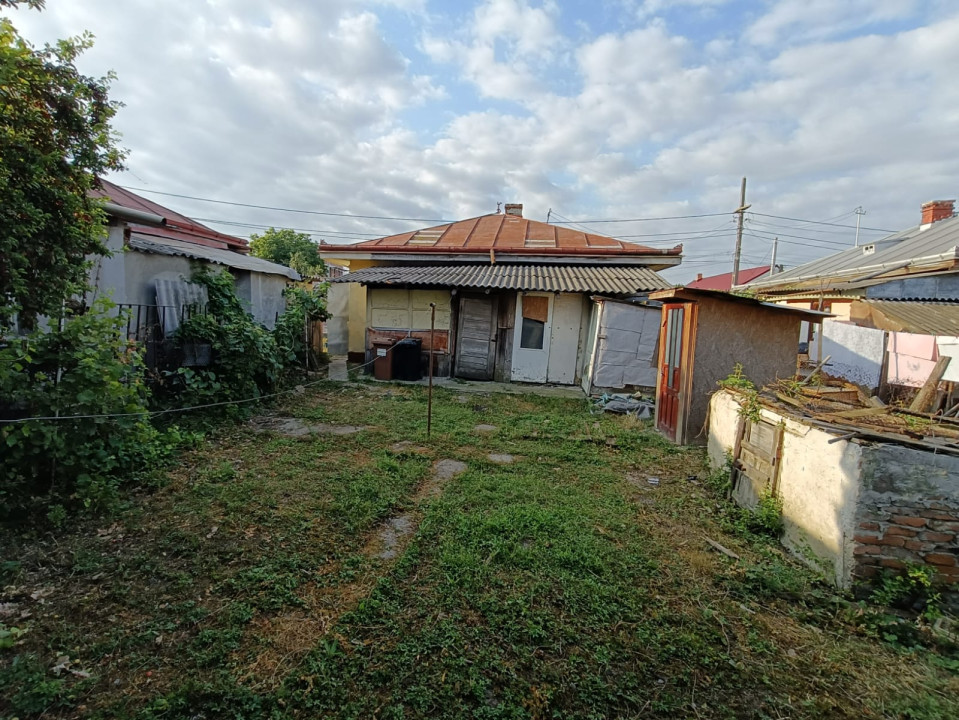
[696,273,703,281]
[504,203,523,218]
[920,199,955,229]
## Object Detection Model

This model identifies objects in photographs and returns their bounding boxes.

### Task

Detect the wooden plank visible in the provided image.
[909,356,951,412]
[829,407,892,419]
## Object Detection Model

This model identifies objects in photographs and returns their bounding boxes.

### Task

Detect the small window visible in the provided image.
[520,318,545,349]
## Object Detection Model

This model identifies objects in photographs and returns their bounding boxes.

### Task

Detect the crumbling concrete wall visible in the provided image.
[709,389,861,588]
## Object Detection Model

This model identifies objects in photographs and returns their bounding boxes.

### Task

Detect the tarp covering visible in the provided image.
[591,302,660,389]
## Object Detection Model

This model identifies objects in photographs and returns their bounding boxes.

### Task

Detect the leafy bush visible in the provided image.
[0,299,171,517]
[273,284,329,368]
[718,363,762,423]
[166,269,280,404]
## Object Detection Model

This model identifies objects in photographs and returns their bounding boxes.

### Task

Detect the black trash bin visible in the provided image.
[392,338,423,381]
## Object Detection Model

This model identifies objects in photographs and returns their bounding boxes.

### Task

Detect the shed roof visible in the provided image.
[129,233,299,280]
[746,216,959,294]
[856,300,959,336]
[331,264,671,295]
[648,287,832,319]
[319,213,682,266]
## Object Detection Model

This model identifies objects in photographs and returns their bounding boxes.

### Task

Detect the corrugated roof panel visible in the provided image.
[861,300,959,336]
[129,234,300,279]
[332,264,672,294]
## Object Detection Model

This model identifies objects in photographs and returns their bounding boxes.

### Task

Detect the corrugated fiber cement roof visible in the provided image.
[129,234,300,280]
[862,300,959,336]
[332,264,671,294]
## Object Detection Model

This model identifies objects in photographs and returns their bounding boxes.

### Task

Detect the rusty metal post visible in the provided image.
[428,303,435,438]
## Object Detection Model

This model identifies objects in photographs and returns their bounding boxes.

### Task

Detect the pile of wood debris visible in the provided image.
[758,364,959,456]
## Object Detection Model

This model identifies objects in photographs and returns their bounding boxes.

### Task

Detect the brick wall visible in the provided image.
[853,498,959,585]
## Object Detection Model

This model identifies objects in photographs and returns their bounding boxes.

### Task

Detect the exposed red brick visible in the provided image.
[880,558,906,569]
[854,533,881,544]
[854,545,881,556]
[854,565,879,578]
[904,540,934,552]
[920,531,956,543]
[920,510,958,521]
[884,526,918,537]
[891,515,927,528]
[858,521,880,531]
[880,536,905,548]
[924,553,957,566]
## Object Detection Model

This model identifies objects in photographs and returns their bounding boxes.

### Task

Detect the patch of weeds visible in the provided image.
[871,564,941,617]
[718,363,762,423]
[0,654,74,715]
[187,628,243,668]
[201,460,238,484]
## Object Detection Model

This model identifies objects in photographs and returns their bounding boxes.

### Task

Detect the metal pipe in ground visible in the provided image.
[428,303,435,438]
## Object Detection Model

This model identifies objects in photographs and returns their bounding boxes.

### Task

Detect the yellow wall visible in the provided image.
[369,288,452,331]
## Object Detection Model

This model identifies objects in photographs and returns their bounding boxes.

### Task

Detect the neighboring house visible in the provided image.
[319,203,682,386]
[647,287,828,445]
[745,200,959,397]
[686,265,775,291]
[88,180,298,342]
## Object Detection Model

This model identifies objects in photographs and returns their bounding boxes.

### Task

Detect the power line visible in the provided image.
[550,211,730,224]
[192,217,381,238]
[120,185,451,224]
[748,211,895,233]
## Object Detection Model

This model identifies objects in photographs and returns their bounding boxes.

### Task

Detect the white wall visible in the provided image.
[709,389,862,588]
[810,320,886,390]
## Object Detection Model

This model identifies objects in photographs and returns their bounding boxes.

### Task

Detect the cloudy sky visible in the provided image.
[6,0,959,281]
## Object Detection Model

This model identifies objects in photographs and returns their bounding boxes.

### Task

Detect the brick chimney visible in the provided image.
[920,199,955,229]
[504,203,523,217]
[696,273,703,281]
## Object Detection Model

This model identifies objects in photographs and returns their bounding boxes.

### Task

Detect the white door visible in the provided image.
[547,294,583,384]
[511,293,552,382]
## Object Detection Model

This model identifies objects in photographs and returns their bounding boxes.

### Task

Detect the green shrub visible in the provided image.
[165,269,280,405]
[0,299,164,516]
[273,284,329,369]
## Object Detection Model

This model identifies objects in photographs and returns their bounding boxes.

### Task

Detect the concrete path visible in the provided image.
[326,355,349,381]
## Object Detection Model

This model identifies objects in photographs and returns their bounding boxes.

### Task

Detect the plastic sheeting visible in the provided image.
[590,302,660,390]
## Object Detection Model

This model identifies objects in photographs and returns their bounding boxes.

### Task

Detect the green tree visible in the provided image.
[249,227,325,277]
[0,2,126,324]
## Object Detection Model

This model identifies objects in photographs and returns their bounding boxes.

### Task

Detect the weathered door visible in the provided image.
[546,293,582,385]
[511,293,552,383]
[455,296,497,380]
[656,304,686,439]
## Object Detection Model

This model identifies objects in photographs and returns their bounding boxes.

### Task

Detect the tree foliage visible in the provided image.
[249,227,325,277]
[0,8,125,323]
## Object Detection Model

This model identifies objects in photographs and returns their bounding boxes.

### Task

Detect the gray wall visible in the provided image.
[866,274,959,300]
[687,298,801,444]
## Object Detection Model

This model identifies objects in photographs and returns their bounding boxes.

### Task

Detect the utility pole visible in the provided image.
[769,237,778,276]
[854,206,865,247]
[731,177,750,287]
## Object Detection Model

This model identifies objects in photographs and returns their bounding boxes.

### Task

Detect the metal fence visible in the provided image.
[116,303,206,370]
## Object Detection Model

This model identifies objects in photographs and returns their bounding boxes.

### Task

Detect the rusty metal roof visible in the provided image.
[93,179,251,253]
[331,264,672,294]
[319,213,682,262]
[859,300,959,335]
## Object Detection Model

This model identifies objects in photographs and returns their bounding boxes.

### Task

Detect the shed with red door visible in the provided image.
[647,287,830,445]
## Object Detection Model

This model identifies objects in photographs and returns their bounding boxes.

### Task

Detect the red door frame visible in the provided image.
[656,302,696,442]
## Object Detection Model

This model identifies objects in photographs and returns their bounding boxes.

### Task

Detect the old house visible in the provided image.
[319,204,682,386]
[89,180,298,342]
[647,287,828,444]
[744,201,959,397]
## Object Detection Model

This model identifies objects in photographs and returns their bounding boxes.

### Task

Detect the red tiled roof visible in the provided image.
[319,213,682,259]
[686,266,769,291]
[92,179,250,253]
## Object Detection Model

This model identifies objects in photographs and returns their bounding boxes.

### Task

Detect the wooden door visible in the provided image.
[455,296,497,380]
[656,304,686,439]
[511,293,552,383]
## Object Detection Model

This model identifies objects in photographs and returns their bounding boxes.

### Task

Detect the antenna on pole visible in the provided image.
[732,177,750,287]
[854,206,865,247]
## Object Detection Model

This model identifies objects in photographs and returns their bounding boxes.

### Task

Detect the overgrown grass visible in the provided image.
[1,382,956,719]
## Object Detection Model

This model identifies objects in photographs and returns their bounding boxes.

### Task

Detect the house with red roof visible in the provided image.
[320,203,682,386]
[686,266,773,291]
[87,180,298,354]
